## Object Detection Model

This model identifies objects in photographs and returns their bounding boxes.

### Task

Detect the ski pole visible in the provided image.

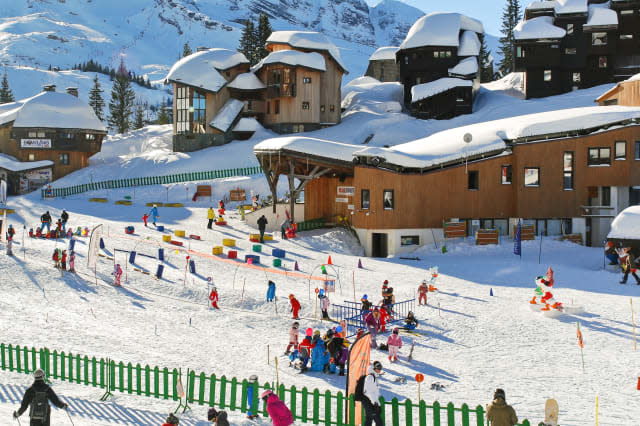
[15,414,22,426]
[65,406,75,426]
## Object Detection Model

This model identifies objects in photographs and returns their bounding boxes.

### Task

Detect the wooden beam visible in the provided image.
[260,155,280,213]
[288,159,296,223]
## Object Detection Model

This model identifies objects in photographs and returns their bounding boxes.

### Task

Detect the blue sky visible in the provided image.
[365,0,507,35]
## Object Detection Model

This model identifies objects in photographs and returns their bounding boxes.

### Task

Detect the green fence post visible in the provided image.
[433,401,441,426]
[75,354,80,384]
[252,381,259,417]
[0,344,5,370]
[230,377,238,410]
[209,374,217,406]
[404,399,413,426]
[419,400,427,426]
[127,362,133,394]
[99,358,104,388]
[172,368,180,401]
[195,372,205,405]
[153,366,160,398]
[91,357,98,387]
[348,395,355,426]
[261,383,272,417]
[135,364,142,395]
[15,345,22,373]
[110,360,116,392]
[336,392,344,426]
[144,365,151,396]
[447,402,455,426]
[162,367,169,399]
[461,403,470,426]
[240,379,248,413]
[380,398,387,425]
[67,352,74,382]
[60,351,65,380]
[22,346,29,373]
[186,370,195,403]
[288,385,297,420]
[324,390,332,426]
[30,347,37,373]
[83,356,89,385]
[521,420,531,426]
[474,405,485,426]
[117,362,124,392]
[301,386,309,423]
[219,376,227,408]
[312,388,320,424]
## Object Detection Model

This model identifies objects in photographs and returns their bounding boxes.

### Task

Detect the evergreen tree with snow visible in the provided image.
[256,13,272,61]
[157,106,171,125]
[183,42,192,57]
[88,74,105,122]
[239,20,258,66]
[498,0,522,77]
[107,59,136,134]
[0,71,15,104]
[478,33,494,83]
[134,102,145,129]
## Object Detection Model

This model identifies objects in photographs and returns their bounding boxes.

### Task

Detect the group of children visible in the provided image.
[286,322,350,375]
[52,248,76,273]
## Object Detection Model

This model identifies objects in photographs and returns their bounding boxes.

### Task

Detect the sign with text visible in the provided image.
[337,186,355,196]
[336,197,348,203]
[21,139,52,149]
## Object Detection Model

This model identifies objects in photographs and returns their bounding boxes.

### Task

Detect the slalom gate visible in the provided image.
[331,299,416,337]
[0,342,534,426]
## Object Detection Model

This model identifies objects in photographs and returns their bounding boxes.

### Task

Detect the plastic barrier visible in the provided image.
[89,198,108,203]
[189,235,201,240]
[222,238,235,247]
[162,235,171,243]
[175,230,186,237]
[272,249,285,258]
[156,264,164,278]
[273,258,282,267]
[244,255,260,264]
[158,248,164,261]
[170,240,183,247]
[157,225,165,232]
[227,250,237,259]
[129,252,136,264]
[189,260,196,274]
[115,200,132,206]
[125,226,134,234]
[252,244,262,253]
[212,246,223,255]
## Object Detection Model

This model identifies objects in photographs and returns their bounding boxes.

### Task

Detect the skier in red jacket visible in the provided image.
[418,280,428,305]
[209,287,220,309]
[289,294,301,319]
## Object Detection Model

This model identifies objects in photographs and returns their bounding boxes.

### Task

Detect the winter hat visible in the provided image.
[422,279,427,284]
[292,321,299,328]
[372,361,383,371]
[383,280,388,285]
[207,407,218,421]
[261,390,273,400]
[326,329,335,337]
[249,374,258,382]
[494,388,506,400]
[34,369,45,380]
[393,328,399,334]
[289,294,294,299]
[313,329,321,336]
[306,327,313,337]
[335,326,343,333]
[165,413,180,424]
[362,294,368,300]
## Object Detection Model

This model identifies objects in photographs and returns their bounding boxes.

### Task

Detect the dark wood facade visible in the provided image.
[365,59,400,82]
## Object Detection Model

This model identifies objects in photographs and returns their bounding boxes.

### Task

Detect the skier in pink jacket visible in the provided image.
[285,321,299,355]
[387,327,402,362]
[261,390,293,426]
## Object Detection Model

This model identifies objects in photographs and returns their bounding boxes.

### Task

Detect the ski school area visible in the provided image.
[0,188,639,425]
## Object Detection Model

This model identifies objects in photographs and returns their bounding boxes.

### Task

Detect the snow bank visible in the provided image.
[458,31,481,56]
[0,153,53,172]
[266,31,347,72]
[411,78,472,103]
[585,3,618,29]
[369,46,399,61]
[608,205,640,240]
[226,72,266,90]
[164,49,248,93]
[0,91,105,131]
[448,57,478,77]
[233,117,262,132]
[514,16,566,40]
[209,99,244,132]
[253,50,326,72]
[400,12,484,50]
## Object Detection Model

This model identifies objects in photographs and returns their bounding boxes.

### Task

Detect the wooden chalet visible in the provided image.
[365,47,400,82]
[514,0,640,99]
[0,86,106,188]
[596,75,640,105]
[254,106,640,256]
[396,12,484,119]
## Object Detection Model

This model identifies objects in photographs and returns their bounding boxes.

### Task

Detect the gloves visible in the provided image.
[13,411,18,419]
[63,403,69,410]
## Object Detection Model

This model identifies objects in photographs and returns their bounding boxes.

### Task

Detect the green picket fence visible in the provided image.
[0,343,532,426]
[40,166,263,198]
[298,217,326,232]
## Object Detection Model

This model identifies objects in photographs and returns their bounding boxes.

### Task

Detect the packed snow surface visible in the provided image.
[368,46,399,61]
[514,16,566,40]
[253,50,326,73]
[227,72,266,90]
[411,78,472,103]
[209,99,244,133]
[0,153,53,172]
[266,31,347,72]
[448,57,479,77]
[399,12,484,50]
[608,205,640,240]
[164,49,249,93]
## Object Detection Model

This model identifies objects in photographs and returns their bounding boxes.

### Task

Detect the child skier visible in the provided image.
[142,213,149,227]
[266,280,276,302]
[320,292,330,320]
[285,321,299,355]
[297,329,315,372]
[6,224,15,241]
[61,210,69,231]
[387,328,402,362]
[52,249,60,269]
[360,294,373,314]
[418,280,428,305]
[246,375,259,419]
[379,306,390,333]
[68,251,76,273]
[149,205,159,226]
[28,228,34,238]
[61,250,67,270]
[209,286,220,309]
[289,294,301,319]
[113,264,123,286]
[403,311,419,330]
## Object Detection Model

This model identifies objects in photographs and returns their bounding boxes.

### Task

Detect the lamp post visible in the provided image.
[463,133,472,174]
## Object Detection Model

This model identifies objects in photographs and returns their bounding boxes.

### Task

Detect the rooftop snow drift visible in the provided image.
[164,49,249,93]
[266,31,347,73]
[514,16,566,40]
[400,12,484,50]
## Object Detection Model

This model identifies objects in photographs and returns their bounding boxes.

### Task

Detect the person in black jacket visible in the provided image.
[40,211,52,233]
[257,215,268,243]
[14,369,68,426]
[60,210,69,231]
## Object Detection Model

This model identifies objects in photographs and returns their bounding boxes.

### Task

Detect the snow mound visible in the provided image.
[448,57,478,77]
[227,72,266,90]
[400,12,484,50]
[458,31,481,57]
[608,205,640,240]
[164,49,248,93]
[253,50,326,72]
[369,46,399,61]
[233,117,262,132]
[266,31,347,72]
[514,16,566,40]
[411,78,473,103]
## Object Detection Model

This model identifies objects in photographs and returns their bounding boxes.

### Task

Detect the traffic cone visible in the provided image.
[490,288,493,296]
[327,255,332,265]
[358,259,363,269]
[294,261,299,271]
[637,377,640,390]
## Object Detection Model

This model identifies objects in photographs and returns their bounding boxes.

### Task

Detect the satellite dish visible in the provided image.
[463,133,472,143]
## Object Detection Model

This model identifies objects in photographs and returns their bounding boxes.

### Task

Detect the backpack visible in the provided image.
[29,390,48,421]
[354,374,371,402]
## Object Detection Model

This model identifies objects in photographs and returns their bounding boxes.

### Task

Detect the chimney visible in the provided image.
[196,46,209,52]
[66,87,79,97]
[42,84,56,92]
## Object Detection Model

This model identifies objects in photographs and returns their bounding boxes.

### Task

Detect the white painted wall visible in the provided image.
[355,227,445,257]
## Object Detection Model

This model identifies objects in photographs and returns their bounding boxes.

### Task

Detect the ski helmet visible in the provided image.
[249,374,258,382]
[336,326,343,333]
[393,327,399,334]
[306,327,313,337]
[494,388,506,400]
[34,369,45,380]
[422,279,427,284]
[383,280,388,285]
[261,390,273,400]
[293,321,299,328]
[362,294,368,300]
[372,361,383,371]
[289,294,294,299]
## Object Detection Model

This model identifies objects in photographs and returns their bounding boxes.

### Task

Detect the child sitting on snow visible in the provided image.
[403,311,419,330]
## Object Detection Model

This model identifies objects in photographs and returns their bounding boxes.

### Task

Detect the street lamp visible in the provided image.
[463,133,472,174]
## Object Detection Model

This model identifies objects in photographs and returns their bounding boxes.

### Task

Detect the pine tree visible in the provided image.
[183,42,192,57]
[134,102,145,129]
[239,20,258,66]
[157,106,171,125]
[88,75,105,122]
[256,13,273,61]
[478,33,494,83]
[107,61,136,134]
[498,0,522,77]
[0,71,15,104]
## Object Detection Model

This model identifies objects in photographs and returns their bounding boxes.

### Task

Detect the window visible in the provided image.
[621,9,634,15]
[604,99,618,106]
[468,170,479,190]
[524,168,540,187]
[620,34,633,40]
[192,90,206,133]
[599,56,608,68]
[85,133,96,140]
[592,32,608,45]
[416,77,421,85]
[383,190,394,210]
[59,153,69,165]
[28,154,35,161]
[404,56,408,65]
[303,77,312,84]
[516,46,524,58]
[602,186,611,206]
[433,51,438,58]
[636,141,640,159]
[563,152,574,190]
[38,131,45,138]
[225,71,230,77]
[615,141,626,159]
[320,105,325,112]
[564,48,576,55]
[573,72,581,84]
[302,102,310,110]
[274,100,280,115]
[361,189,370,210]
[567,24,574,35]
[401,236,420,246]
[588,147,611,165]
[62,133,73,139]
[446,51,452,57]
[501,165,512,184]
[330,105,335,112]
[28,131,36,138]
[176,85,190,133]
[544,70,552,81]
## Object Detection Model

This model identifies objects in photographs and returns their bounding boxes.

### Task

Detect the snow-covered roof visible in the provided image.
[556,0,588,15]
[253,137,358,163]
[209,99,244,133]
[458,31,481,56]
[448,57,479,77]
[411,78,473,103]
[233,117,262,133]
[608,206,640,240]
[266,31,347,73]
[227,72,266,90]
[0,153,53,172]
[0,91,106,131]
[164,49,249,93]
[400,12,484,50]
[514,16,566,40]
[253,50,326,73]
[584,3,618,29]
[526,1,559,10]
[369,47,400,61]
[627,73,640,82]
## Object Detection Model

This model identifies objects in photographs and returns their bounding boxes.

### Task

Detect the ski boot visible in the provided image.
[529,296,537,304]
[541,304,551,311]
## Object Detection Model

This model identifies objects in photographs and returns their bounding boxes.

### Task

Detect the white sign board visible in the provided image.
[347,204,354,210]
[472,219,480,226]
[25,168,52,181]
[336,197,348,203]
[337,186,355,196]
[21,139,52,149]
[450,218,459,223]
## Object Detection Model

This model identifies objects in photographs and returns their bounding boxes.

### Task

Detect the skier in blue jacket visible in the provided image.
[266,280,276,302]
[149,205,159,226]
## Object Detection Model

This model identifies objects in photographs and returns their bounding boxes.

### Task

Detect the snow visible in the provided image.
[209,99,244,133]
[226,72,266,90]
[585,3,618,29]
[448,57,479,77]
[0,153,53,172]
[266,31,347,73]
[608,205,640,240]
[400,12,484,50]
[411,78,473,103]
[626,73,640,82]
[526,1,559,10]
[253,137,357,163]
[457,31,481,57]
[369,46,399,61]
[556,0,589,14]
[233,118,262,133]
[164,49,248,93]
[253,50,326,73]
[514,16,566,40]
[0,91,106,131]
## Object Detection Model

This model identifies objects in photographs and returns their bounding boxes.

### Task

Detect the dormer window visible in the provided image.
[592,32,607,46]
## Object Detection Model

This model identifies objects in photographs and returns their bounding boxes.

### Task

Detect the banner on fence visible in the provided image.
[346,332,371,425]
[87,225,103,268]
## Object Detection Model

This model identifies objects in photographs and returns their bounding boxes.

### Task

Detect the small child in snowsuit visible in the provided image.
[320,292,330,320]
[61,250,67,270]
[35,227,42,238]
[6,224,15,241]
[28,228,34,238]
[113,264,123,286]
[289,294,301,319]
[361,294,372,314]
[285,321,299,354]
[52,249,60,269]
[142,213,149,227]
[266,280,276,302]
[387,327,402,362]
[68,251,76,273]
[418,280,428,305]
[209,287,219,309]
[246,375,259,419]
[403,311,419,330]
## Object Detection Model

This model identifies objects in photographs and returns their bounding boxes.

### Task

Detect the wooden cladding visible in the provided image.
[476,229,499,245]
[514,224,535,240]
[444,221,466,239]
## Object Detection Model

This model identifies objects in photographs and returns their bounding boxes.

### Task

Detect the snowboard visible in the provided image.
[407,339,415,361]
[541,398,559,426]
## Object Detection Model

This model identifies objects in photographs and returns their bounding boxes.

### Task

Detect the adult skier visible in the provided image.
[14,369,68,426]
[257,215,268,243]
